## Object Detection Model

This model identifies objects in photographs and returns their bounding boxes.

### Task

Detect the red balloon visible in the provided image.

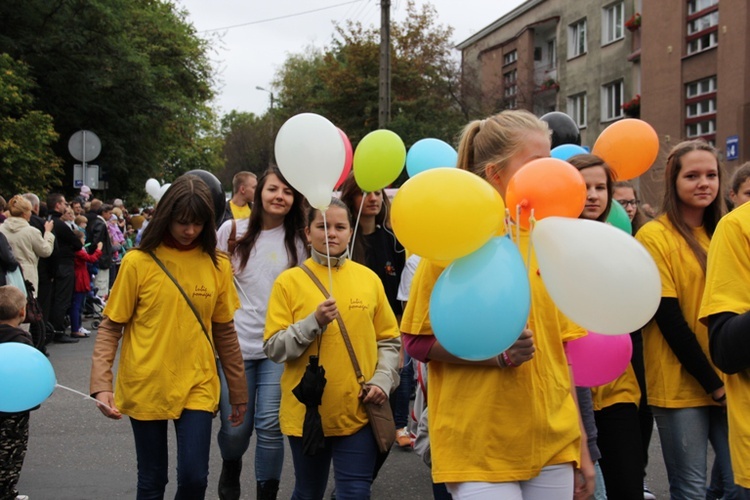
[505,158,587,229]
[335,128,353,189]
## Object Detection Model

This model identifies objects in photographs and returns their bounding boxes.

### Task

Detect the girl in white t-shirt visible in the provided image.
[215,167,308,500]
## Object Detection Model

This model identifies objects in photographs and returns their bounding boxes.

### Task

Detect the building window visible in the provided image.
[686,75,717,98]
[504,70,517,86]
[601,80,624,121]
[687,0,718,15]
[567,93,587,128]
[686,1,718,55]
[547,39,557,67]
[503,50,517,65]
[568,19,587,58]
[685,76,717,142]
[602,3,624,44]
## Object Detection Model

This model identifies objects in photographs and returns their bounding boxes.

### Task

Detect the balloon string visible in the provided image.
[504,208,513,243]
[525,209,536,271]
[323,210,334,295]
[515,204,521,251]
[233,276,256,315]
[55,383,115,412]
[349,192,366,257]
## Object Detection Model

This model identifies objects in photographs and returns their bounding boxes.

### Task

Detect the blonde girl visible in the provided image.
[401,110,594,500]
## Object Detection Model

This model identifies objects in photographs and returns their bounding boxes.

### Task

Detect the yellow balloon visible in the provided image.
[391,168,505,262]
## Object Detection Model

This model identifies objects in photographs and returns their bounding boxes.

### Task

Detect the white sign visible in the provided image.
[73,164,100,189]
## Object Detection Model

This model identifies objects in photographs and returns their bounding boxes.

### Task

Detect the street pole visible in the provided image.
[256,86,275,165]
[379,0,391,129]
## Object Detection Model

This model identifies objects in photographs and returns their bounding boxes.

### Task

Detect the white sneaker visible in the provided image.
[16,494,30,500]
[643,481,656,500]
[80,327,91,335]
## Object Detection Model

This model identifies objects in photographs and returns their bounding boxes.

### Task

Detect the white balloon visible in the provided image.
[145,178,160,199]
[156,183,171,202]
[274,113,345,208]
[531,217,661,335]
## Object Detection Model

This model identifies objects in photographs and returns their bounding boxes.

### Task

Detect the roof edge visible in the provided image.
[455,0,548,50]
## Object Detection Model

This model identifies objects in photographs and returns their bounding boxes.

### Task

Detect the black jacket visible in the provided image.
[89,216,113,269]
[49,210,83,269]
[0,232,19,286]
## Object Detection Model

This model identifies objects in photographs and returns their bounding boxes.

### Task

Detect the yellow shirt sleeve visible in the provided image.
[700,206,750,320]
[400,258,444,336]
[636,218,678,299]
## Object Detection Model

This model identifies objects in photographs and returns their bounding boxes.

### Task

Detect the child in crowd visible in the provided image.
[0,285,34,500]
[71,230,102,338]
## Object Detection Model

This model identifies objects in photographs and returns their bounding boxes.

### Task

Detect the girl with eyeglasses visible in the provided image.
[635,140,740,499]
[613,181,647,235]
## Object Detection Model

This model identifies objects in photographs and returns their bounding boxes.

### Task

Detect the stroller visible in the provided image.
[82,286,105,329]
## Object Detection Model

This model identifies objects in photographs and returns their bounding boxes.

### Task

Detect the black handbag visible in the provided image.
[299,263,396,453]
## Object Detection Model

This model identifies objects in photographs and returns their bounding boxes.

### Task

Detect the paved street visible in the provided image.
[17,323,674,499]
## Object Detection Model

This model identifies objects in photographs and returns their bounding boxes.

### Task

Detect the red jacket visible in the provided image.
[74,247,102,292]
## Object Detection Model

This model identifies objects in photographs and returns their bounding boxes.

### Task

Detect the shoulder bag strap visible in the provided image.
[299,263,366,385]
[147,250,212,347]
[227,219,237,254]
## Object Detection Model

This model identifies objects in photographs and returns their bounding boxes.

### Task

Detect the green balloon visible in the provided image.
[607,200,633,234]
[353,129,406,192]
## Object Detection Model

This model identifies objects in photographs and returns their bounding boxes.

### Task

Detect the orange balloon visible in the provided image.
[592,119,659,181]
[505,158,587,229]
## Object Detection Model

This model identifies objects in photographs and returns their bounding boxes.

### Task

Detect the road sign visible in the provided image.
[73,164,99,189]
[727,135,739,161]
[68,130,101,163]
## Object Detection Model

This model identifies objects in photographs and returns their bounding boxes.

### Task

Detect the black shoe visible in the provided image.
[53,335,79,344]
[258,479,280,500]
[218,459,242,500]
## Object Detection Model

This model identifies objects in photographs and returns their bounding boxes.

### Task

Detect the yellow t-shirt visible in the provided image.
[264,258,400,437]
[591,364,641,411]
[699,202,750,487]
[401,230,583,484]
[104,245,239,420]
[229,201,251,220]
[635,215,716,408]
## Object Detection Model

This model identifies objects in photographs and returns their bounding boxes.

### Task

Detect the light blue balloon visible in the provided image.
[429,236,531,360]
[551,144,588,161]
[0,343,56,412]
[406,138,458,177]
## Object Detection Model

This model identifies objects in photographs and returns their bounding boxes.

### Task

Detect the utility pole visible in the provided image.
[378,0,391,129]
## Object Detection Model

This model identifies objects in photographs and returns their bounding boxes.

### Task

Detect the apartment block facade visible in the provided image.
[458,0,750,206]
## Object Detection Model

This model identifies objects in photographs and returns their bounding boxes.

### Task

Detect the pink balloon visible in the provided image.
[335,128,353,189]
[567,331,632,387]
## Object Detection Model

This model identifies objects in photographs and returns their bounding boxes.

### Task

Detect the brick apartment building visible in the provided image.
[458,0,750,207]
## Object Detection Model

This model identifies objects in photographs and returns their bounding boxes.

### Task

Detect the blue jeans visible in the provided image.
[129,410,213,500]
[652,405,742,500]
[288,425,378,500]
[70,291,85,333]
[392,354,414,429]
[217,358,284,482]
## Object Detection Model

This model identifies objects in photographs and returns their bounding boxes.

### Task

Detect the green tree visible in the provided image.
[215,110,272,188]
[273,0,466,156]
[0,54,63,196]
[0,0,223,199]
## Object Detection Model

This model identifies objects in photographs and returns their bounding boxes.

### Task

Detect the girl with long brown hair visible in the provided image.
[635,140,740,498]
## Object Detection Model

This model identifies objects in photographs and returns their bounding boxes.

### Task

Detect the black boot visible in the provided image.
[218,459,242,500]
[257,479,280,500]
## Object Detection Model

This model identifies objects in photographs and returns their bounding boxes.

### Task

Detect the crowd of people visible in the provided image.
[3,110,750,500]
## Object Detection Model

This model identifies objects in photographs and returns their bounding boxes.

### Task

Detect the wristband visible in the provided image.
[501,350,517,368]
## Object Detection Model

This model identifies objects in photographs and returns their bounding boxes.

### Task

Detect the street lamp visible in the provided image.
[256,86,275,165]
